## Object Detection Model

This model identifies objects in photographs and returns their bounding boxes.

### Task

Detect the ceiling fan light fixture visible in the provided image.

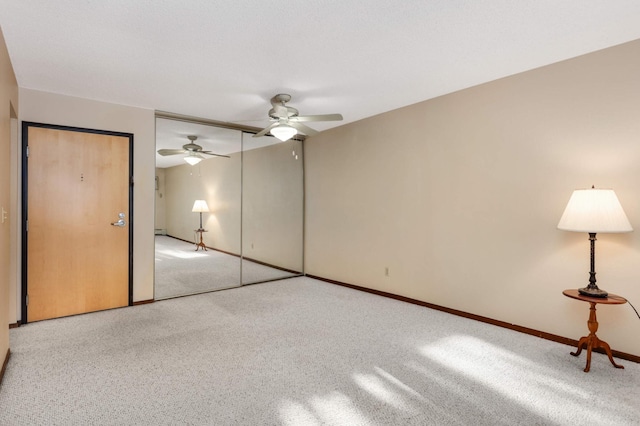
[253,94,342,140]
[270,124,297,142]
[184,152,204,165]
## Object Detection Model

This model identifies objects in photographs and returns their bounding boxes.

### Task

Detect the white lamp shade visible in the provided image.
[558,188,632,233]
[192,199,210,213]
[184,153,204,165]
[270,124,297,141]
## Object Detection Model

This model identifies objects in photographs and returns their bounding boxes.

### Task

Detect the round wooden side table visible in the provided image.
[563,289,627,372]
[194,228,208,251]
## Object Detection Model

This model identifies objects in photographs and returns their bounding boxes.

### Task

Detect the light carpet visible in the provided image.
[155,235,298,299]
[1,277,639,425]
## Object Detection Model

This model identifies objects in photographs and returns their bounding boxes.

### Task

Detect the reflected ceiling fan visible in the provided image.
[157,135,230,165]
[254,94,343,141]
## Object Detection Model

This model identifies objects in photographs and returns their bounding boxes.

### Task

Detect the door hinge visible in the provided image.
[26,295,29,306]
[26,146,29,157]
[26,220,28,232]
[130,177,134,186]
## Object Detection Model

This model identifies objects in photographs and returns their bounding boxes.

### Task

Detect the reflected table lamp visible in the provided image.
[192,200,209,230]
[192,200,209,251]
[557,186,633,298]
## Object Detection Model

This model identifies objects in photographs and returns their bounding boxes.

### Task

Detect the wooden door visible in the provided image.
[25,124,132,322]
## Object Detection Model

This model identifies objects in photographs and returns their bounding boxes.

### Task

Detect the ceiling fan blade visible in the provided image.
[200,151,231,158]
[289,121,319,136]
[157,148,187,156]
[253,122,278,138]
[290,113,343,122]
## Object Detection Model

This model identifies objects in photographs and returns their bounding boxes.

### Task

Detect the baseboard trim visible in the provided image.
[9,322,21,329]
[307,274,640,364]
[242,256,302,276]
[1,349,10,386]
[133,299,154,306]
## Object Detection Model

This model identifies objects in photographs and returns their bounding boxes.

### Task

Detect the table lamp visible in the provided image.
[557,186,633,297]
[192,199,209,230]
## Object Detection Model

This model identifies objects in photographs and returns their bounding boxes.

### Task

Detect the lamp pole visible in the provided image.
[580,232,607,298]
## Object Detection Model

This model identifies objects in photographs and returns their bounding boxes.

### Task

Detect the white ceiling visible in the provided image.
[2,1,640,167]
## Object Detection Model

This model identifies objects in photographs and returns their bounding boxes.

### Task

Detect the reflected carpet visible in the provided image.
[155,235,296,299]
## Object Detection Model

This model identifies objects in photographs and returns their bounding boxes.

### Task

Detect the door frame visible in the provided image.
[21,121,134,324]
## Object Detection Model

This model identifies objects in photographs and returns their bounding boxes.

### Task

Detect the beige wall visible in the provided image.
[19,88,156,304]
[305,39,640,356]
[0,27,19,366]
[8,113,17,325]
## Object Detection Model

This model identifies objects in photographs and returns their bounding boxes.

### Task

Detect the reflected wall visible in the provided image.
[241,133,304,284]
[163,150,242,254]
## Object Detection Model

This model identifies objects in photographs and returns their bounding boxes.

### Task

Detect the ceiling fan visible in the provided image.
[254,94,343,141]
[157,135,230,165]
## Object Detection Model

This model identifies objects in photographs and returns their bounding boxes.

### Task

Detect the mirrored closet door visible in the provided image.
[154,118,305,300]
[241,132,304,284]
[155,118,242,299]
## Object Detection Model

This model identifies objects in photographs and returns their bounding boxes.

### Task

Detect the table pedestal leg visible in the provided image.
[195,230,207,251]
[570,302,624,372]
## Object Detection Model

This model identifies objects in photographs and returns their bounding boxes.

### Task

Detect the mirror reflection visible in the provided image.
[154,118,304,300]
[241,132,304,284]
[155,118,242,299]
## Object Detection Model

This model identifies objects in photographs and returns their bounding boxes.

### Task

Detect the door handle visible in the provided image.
[111,212,126,227]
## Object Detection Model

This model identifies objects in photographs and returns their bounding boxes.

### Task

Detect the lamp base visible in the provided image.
[578,286,608,298]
